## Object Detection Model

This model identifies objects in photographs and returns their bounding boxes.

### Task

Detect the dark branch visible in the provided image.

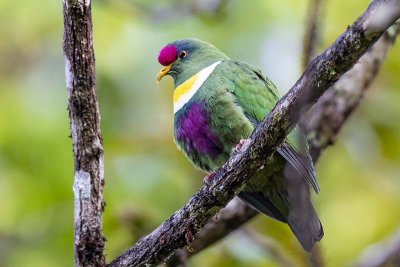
[165,198,257,267]
[302,0,323,69]
[108,1,400,266]
[302,20,400,160]
[302,2,325,263]
[63,0,106,266]
[350,227,400,267]
[240,228,297,267]
[99,0,230,23]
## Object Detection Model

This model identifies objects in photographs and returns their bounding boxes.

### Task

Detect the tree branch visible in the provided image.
[350,227,400,267]
[302,0,323,70]
[240,227,297,267]
[302,3,326,264]
[164,198,257,267]
[99,0,230,23]
[302,19,400,159]
[63,0,106,266]
[108,1,400,266]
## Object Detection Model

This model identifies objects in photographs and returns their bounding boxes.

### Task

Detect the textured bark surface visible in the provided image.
[108,1,400,266]
[165,199,257,267]
[302,22,400,159]
[63,0,106,266]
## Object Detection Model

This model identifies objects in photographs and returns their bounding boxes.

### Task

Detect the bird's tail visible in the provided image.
[239,190,323,251]
[239,163,323,251]
[285,164,324,251]
[287,198,324,251]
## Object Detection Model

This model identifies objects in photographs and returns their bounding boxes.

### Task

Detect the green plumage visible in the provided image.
[159,38,323,251]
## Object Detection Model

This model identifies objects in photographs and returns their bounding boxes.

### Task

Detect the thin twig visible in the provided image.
[302,1,325,264]
[99,0,230,23]
[240,228,297,267]
[63,0,106,266]
[302,0,323,69]
[351,227,400,267]
[310,245,325,267]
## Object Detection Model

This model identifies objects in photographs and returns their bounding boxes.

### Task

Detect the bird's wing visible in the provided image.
[238,191,287,223]
[222,60,319,193]
[280,128,320,193]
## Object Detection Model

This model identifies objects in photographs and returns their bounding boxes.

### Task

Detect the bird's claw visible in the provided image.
[203,172,217,187]
[235,138,249,151]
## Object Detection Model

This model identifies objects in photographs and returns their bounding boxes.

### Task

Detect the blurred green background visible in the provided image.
[0,0,399,266]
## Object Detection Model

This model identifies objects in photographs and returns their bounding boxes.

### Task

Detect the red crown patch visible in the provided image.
[158,45,178,66]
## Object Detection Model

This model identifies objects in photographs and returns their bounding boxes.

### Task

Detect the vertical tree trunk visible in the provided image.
[62,0,106,266]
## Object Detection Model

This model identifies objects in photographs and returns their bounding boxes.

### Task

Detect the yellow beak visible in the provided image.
[156,64,172,83]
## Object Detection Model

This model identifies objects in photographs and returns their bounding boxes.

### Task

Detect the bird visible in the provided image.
[156,38,323,251]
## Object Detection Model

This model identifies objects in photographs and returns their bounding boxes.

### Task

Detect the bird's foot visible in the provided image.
[203,172,217,187]
[185,230,194,245]
[235,138,250,152]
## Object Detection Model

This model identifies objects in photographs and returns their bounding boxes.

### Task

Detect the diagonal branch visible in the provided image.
[109,1,400,266]
[164,198,257,267]
[63,0,106,266]
[165,21,400,266]
[240,227,298,267]
[302,20,400,159]
[98,0,230,23]
[350,227,400,267]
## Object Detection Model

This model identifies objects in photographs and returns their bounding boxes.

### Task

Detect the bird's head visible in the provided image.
[156,38,228,86]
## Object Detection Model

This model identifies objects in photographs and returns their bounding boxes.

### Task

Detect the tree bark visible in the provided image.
[108,1,400,266]
[302,21,400,159]
[63,0,106,266]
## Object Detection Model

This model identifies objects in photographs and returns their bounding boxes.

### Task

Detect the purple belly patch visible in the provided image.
[176,102,222,158]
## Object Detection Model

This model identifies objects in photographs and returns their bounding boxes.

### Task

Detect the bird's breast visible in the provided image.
[175,102,222,157]
[173,61,221,114]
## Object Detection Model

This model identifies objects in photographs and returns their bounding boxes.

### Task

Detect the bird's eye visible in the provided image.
[179,51,188,58]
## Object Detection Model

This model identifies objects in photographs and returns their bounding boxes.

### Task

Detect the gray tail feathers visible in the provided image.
[285,163,324,251]
[239,190,323,251]
[287,203,324,251]
[239,164,324,251]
